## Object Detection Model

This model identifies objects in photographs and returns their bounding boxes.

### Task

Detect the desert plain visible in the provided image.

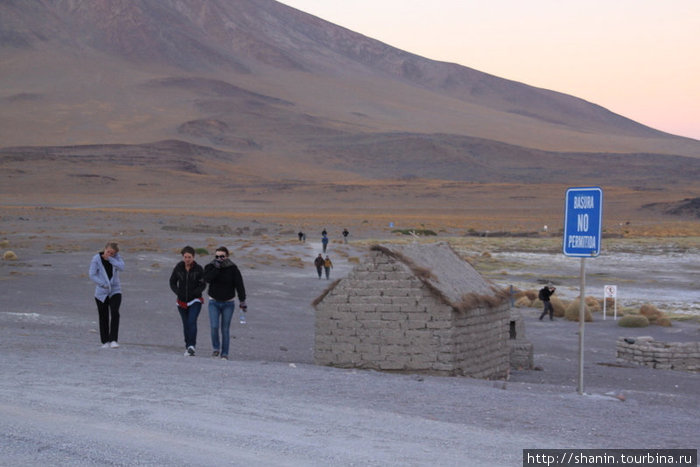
[0,205,698,466]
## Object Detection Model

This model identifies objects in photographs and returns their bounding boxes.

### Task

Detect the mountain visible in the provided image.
[1,0,699,226]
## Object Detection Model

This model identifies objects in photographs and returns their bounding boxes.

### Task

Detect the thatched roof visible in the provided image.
[371,243,507,311]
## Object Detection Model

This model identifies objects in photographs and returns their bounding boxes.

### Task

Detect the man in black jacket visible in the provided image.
[169,246,206,356]
[539,285,556,321]
[204,247,247,360]
[314,253,324,279]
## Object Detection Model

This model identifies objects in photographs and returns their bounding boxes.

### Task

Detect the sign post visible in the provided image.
[563,187,603,395]
[603,285,618,320]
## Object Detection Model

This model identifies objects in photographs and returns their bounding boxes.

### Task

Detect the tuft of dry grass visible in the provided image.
[564,299,593,322]
[655,317,672,327]
[584,296,602,313]
[550,296,566,317]
[3,250,18,260]
[618,314,649,328]
[639,303,662,321]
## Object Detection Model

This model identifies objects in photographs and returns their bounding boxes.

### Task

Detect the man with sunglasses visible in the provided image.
[204,247,247,360]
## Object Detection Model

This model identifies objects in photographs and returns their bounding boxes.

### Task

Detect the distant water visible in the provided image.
[490,251,700,316]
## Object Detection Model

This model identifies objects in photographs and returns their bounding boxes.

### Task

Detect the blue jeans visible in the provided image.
[178,302,201,348]
[209,300,235,357]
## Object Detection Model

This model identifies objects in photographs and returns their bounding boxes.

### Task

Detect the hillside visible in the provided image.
[1,0,699,230]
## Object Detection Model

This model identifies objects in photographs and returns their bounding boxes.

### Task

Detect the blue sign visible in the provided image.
[563,187,603,257]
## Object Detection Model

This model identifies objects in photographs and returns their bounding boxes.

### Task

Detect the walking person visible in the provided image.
[314,253,324,279]
[538,285,556,321]
[169,246,206,356]
[321,233,329,253]
[342,228,349,244]
[89,242,125,348]
[323,255,333,280]
[204,247,247,360]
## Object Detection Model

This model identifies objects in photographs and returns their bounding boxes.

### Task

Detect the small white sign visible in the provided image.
[604,285,617,298]
[603,285,618,320]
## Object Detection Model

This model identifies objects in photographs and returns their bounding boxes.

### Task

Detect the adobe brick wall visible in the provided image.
[616,336,700,372]
[314,249,510,378]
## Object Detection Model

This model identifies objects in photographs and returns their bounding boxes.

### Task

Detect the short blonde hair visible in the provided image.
[105,242,119,253]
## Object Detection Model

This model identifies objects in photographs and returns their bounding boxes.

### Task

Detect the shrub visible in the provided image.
[585,296,602,313]
[564,299,592,322]
[195,248,209,256]
[514,296,531,308]
[655,317,672,327]
[3,250,18,260]
[639,303,662,322]
[618,314,649,328]
[550,296,566,317]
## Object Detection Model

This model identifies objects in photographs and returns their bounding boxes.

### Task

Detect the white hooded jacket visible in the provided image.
[89,252,125,302]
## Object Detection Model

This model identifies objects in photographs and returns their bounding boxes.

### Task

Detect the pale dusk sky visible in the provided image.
[279,0,700,140]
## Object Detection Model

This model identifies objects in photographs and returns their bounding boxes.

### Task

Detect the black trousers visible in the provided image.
[95,294,121,343]
[539,300,553,320]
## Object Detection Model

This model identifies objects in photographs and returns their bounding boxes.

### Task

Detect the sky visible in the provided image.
[279,0,700,141]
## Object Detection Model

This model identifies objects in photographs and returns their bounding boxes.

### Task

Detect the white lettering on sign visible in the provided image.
[574,195,595,209]
[577,213,589,231]
[567,235,597,249]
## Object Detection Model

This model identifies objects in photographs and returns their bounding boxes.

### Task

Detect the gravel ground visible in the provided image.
[1,210,698,466]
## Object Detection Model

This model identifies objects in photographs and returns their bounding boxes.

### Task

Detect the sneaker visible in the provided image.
[212,350,220,357]
[187,346,195,356]
[101,343,110,349]
[110,341,120,348]
[239,313,246,324]
[221,355,228,360]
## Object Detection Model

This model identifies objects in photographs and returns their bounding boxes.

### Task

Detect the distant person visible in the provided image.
[89,242,125,349]
[538,285,556,321]
[321,228,327,236]
[342,228,349,244]
[321,233,329,253]
[204,247,247,360]
[169,246,206,356]
[323,255,333,279]
[314,253,324,279]
[298,231,305,242]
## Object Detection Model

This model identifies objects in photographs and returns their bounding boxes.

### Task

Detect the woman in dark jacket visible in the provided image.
[169,246,206,356]
[204,246,247,360]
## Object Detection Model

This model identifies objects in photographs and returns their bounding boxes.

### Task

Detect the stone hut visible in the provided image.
[313,242,511,379]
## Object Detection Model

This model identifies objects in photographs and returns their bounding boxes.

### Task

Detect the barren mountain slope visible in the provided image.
[1,0,699,230]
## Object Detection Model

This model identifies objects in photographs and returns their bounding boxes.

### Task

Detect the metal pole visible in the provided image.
[578,257,586,395]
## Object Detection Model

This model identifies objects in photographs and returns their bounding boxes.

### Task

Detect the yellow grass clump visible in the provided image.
[550,296,566,317]
[514,296,531,308]
[639,303,662,322]
[0,240,9,248]
[564,299,593,322]
[584,296,602,313]
[638,303,671,326]
[618,314,649,328]
[3,250,18,260]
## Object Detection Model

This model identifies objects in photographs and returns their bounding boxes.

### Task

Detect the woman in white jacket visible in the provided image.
[89,242,125,348]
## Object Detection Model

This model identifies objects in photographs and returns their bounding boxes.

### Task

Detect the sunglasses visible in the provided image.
[215,255,226,259]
